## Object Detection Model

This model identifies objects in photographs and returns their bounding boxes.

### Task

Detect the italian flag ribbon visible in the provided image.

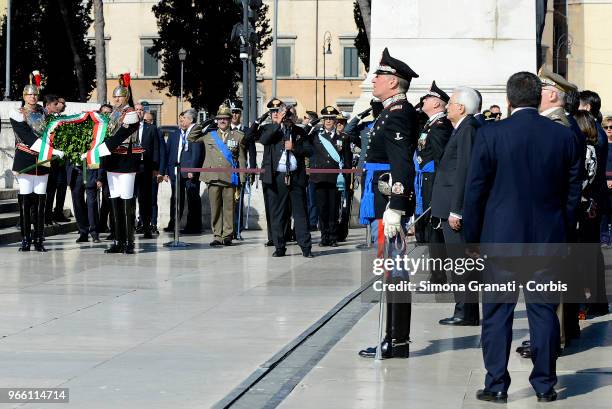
[38,111,109,169]
[86,111,109,169]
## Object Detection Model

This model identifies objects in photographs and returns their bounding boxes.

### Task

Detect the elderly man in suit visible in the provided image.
[463,72,582,403]
[133,104,160,238]
[189,104,246,246]
[165,109,204,234]
[431,86,481,326]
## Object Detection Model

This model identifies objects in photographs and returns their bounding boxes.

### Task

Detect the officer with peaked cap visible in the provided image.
[539,67,577,127]
[358,48,420,359]
[413,81,453,284]
[310,106,349,247]
[335,111,355,242]
[188,104,246,245]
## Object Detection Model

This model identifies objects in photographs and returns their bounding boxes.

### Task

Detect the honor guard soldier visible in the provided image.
[414,81,453,284]
[83,73,142,254]
[10,71,65,252]
[335,112,356,242]
[358,48,419,359]
[310,106,350,247]
[260,99,314,258]
[189,104,247,246]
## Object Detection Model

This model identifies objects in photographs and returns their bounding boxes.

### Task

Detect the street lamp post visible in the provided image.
[322,31,332,108]
[178,48,186,114]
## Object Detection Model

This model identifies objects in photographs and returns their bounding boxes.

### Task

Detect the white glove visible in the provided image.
[80,152,88,160]
[52,149,65,159]
[382,208,403,239]
[122,110,140,125]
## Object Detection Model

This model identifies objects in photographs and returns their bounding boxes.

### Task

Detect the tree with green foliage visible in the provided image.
[0,0,96,101]
[150,0,272,113]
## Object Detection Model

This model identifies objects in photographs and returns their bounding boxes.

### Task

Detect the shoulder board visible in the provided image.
[9,108,25,123]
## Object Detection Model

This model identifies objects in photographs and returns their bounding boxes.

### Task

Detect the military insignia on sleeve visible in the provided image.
[394,132,404,141]
[392,182,404,195]
[390,105,402,111]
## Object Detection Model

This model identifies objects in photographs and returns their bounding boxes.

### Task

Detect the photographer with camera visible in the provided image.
[259,98,314,258]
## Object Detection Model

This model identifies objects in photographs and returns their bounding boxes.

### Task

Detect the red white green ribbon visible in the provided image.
[86,111,109,169]
[37,111,110,168]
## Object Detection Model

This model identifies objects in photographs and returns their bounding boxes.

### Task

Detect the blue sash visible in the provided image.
[413,152,435,216]
[359,162,390,225]
[210,130,239,186]
[317,131,345,191]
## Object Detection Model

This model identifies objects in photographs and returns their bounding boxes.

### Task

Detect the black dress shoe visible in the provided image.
[520,346,532,359]
[92,236,101,244]
[76,234,89,243]
[272,249,286,257]
[330,241,339,247]
[439,317,479,326]
[105,233,115,241]
[476,389,508,403]
[358,338,409,359]
[302,249,314,258]
[163,225,174,233]
[124,243,135,254]
[536,389,557,402]
[210,240,223,247]
[318,240,329,247]
[264,240,274,247]
[223,239,233,246]
[142,231,153,239]
[54,214,71,223]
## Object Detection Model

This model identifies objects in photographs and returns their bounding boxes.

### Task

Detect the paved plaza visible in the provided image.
[0,230,610,408]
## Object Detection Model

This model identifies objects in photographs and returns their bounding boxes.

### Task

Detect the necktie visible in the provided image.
[181,131,187,151]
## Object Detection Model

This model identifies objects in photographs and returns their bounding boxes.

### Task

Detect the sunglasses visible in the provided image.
[604,126,612,130]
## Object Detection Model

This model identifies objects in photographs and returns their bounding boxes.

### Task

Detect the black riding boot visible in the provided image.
[123,198,136,254]
[33,194,47,252]
[18,194,32,251]
[105,198,124,253]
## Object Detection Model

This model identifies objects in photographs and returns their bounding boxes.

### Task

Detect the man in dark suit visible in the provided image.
[133,104,160,238]
[259,98,313,258]
[165,110,204,233]
[144,112,167,235]
[431,86,482,326]
[463,72,582,403]
[68,162,101,243]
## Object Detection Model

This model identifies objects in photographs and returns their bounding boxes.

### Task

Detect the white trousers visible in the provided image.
[16,174,49,195]
[107,172,136,199]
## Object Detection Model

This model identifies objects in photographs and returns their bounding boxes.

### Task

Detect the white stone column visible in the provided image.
[352,0,537,116]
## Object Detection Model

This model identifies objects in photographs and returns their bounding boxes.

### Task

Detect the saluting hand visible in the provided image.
[607,180,612,189]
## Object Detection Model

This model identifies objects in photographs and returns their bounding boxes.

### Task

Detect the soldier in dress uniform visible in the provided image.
[310,106,350,247]
[414,81,453,284]
[189,104,247,246]
[335,112,355,242]
[358,48,419,359]
[82,74,142,254]
[10,71,65,252]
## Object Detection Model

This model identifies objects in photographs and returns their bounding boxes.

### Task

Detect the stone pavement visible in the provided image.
[0,230,610,408]
[0,230,365,408]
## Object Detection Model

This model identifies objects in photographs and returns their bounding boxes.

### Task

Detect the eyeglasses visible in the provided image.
[604,126,612,130]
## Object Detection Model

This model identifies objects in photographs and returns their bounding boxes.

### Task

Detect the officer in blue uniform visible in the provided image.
[358,48,419,359]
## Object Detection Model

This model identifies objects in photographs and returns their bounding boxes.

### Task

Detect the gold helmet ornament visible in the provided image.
[22,70,43,97]
[216,104,232,119]
[113,73,131,98]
